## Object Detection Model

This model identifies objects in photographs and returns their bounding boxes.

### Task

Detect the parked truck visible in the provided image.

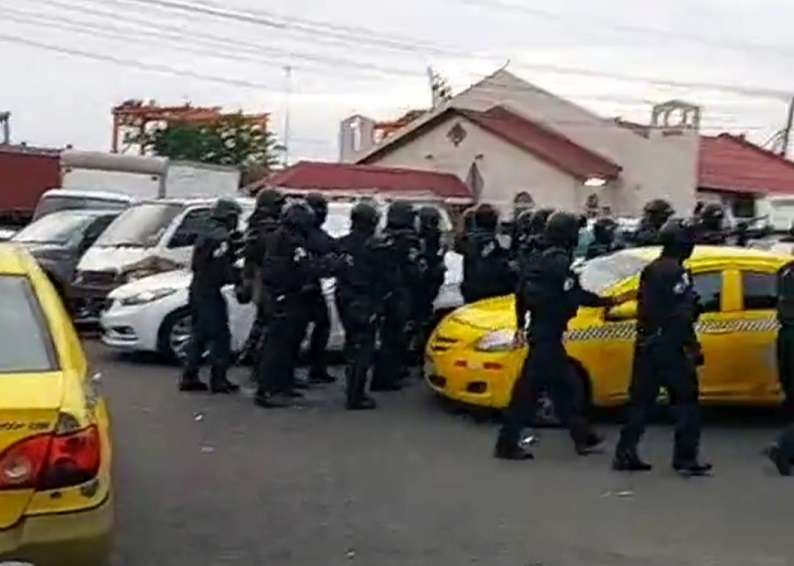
[0,144,61,226]
[34,150,242,220]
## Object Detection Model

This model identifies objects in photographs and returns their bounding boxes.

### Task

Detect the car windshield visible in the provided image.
[12,211,95,245]
[0,276,57,373]
[95,202,183,248]
[579,251,653,294]
[34,194,129,220]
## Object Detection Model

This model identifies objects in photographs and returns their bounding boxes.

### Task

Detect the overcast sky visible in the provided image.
[3,0,794,162]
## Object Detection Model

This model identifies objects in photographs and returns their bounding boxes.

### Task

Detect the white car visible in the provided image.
[100,199,464,360]
[101,254,463,361]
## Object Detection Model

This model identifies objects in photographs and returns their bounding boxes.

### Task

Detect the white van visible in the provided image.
[71,197,253,322]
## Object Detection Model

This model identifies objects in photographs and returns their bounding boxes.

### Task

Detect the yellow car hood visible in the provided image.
[450,296,515,331]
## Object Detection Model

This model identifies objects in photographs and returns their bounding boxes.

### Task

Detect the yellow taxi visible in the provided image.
[426,246,790,414]
[0,245,112,566]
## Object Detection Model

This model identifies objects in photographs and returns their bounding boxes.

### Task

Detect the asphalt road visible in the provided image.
[90,341,794,566]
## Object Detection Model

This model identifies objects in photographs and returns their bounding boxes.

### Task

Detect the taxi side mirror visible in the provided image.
[605,300,637,321]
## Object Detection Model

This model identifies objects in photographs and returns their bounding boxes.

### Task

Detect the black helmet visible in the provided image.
[474,203,499,231]
[659,218,696,260]
[306,192,328,227]
[351,202,379,234]
[545,211,580,249]
[282,203,314,234]
[387,201,415,229]
[643,199,674,226]
[593,217,618,243]
[255,189,285,216]
[529,208,554,235]
[418,206,441,232]
[700,203,724,229]
[515,209,534,236]
[211,198,242,228]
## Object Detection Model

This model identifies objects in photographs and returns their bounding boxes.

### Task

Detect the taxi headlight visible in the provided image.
[475,329,516,352]
[120,288,177,306]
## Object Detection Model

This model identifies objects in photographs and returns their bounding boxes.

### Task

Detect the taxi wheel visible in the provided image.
[158,307,193,363]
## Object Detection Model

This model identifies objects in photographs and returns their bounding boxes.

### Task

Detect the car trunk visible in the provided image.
[0,374,62,529]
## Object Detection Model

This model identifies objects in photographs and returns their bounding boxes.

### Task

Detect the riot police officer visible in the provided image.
[776,261,794,415]
[495,212,611,460]
[694,203,727,245]
[454,206,476,255]
[613,219,712,476]
[631,199,674,246]
[461,204,513,304]
[371,202,424,392]
[239,189,284,367]
[336,202,385,410]
[179,198,242,394]
[414,206,447,355]
[586,217,624,259]
[303,192,337,384]
[766,426,794,476]
[254,203,316,408]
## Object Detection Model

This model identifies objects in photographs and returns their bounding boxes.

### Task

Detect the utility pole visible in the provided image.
[782,96,794,159]
[282,65,292,167]
[0,112,10,144]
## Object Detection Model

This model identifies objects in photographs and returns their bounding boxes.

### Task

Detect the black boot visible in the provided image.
[210,378,240,394]
[179,375,208,392]
[347,395,377,411]
[494,441,534,461]
[612,449,653,472]
[254,390,289,408]
[765,445,792,477]
[672,460,713,477]
[575,432,606,456]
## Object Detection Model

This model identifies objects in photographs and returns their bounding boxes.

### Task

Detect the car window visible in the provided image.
[13,212,96,245]
[168,208,212,248]
[579,251,652,294]
[34,195,128,220]
[96,202,183,248]
[0,276,57,373]
[693,272,722,313]
[742,271,777,310]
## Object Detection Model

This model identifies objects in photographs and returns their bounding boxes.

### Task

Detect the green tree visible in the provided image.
[132,113,284,170]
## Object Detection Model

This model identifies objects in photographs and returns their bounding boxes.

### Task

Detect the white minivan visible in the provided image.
[72,197,252,322]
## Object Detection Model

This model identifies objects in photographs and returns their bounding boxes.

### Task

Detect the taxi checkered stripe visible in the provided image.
[564,317,778,342]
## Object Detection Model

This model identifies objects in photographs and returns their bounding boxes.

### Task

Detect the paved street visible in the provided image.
[93,341,794,566]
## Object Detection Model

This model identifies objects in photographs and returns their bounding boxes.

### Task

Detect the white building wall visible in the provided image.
[361,70,699,217]
[371,114,587,216]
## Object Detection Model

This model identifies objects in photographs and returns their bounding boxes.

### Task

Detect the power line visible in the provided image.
[0,32,278,90]
[459,0,794,60]
[38,0,425,79]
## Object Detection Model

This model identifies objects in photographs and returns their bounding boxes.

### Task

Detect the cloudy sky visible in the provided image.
[3,0,794,162]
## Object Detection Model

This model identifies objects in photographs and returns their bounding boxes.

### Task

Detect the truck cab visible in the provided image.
[71,197,252,323]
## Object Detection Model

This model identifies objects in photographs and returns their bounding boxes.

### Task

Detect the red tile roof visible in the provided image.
[359,105,622,182]
[699,134,794,195]
[457,106,622,181]
[254,161,473,202]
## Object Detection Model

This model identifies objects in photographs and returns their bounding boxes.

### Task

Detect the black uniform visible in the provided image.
[495,212,609,460]
[254,204,316,407]
[586,217,624,260]
[414,207,447,355]
[776,262,794,416]
[629,199,674,247]
[303,193,338,384]
[239,189,284,367]
[180,199,242,394]
[371,203,424,392]
[336,203,385,409]
[614,219,711,475]
[461,204,513,304]
[694,203,727,245]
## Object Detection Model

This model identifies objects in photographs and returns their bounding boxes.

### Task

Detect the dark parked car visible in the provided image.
[12,209,119,300]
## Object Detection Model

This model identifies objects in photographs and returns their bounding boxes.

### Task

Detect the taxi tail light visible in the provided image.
[39,425,101,490]
[0,425,100,491]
